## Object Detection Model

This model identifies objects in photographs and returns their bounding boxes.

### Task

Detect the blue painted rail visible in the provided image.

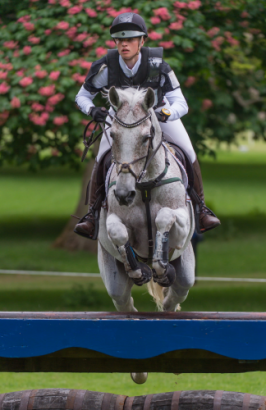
[0,312,265,373]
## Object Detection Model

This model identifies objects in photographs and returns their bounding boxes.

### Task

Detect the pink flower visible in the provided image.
[169,21,183,30]
[47,93,65,105]
[241,11,250,18]
[60,0,71,6]
[13,50,20,57]
[153,8,170,21]
[83,36,98,47]
[0,71,8,80]
[58,49,71,57]
[35,70,48,78]
[23,22,35,31]
[19,77,33,87]
[53,115,68,125]
[184,47,194,52]
[56,21,69,30]
[207,27,220,37]
[28,36,40,44]
[66,27,77,39]
[45,104,54,112]
[95,47,107,57]
[49,71,61,80]
[0,111,9,125]
[68,6,82,14]
[16,70,24,77]
[17,15,31,23]
[159,41,174,49]
[0,63,13,71]
[51,149,60,156]
[224,31,239,46]
[31,102,45,111]
[240,20,249,27]
[75,33,87,42]
[80,61,92,69]
[72,73,86,83]
[150,17,160,24]
[11,97,21,108]
[211,36,224,51]
[45,29,52,35]
[69,59,80,66]
[4,41,18,49]
[184,76,196,87]
[0,82,10,94]
[202,99,213,111]
[29,112,49,126]
[248,28,261,34]
[35,65,41,69]
[23,46,32,55]
[187,0,201,10]
[174,1,187,8]
[164,28,170,34]
[85,8,97,17]
[105,40,116,48]
[48,0,56,3]
[148,31,163,40]
[38,85,55,96]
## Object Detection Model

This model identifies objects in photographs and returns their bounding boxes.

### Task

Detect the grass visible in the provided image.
[1,372,266,397]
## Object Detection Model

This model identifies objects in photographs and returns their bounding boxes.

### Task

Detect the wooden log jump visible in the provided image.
[0,389,265,410]
[0,312,265,373]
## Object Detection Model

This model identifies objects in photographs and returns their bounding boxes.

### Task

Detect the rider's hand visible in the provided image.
[90,107,108,122]
[155,111,167,122]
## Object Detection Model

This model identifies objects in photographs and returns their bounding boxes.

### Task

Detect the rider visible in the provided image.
[74,12,220,239]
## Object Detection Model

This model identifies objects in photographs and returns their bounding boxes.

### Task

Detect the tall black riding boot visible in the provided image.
[74,159,105,240]
[191,159,221,233]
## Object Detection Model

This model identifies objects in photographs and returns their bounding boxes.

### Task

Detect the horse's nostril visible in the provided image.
[127,191,136,202]
[114,189,136,206]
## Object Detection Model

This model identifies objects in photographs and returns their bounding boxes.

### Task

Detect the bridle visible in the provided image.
[112,111,162,183]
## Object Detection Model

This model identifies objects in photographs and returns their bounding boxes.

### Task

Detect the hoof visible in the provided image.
[153,263,176,287]
[133,262,152,286]
[130,372,148,384]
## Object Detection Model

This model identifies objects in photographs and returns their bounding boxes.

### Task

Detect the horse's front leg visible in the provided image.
[152,207,190,287]
[106,213,152,286]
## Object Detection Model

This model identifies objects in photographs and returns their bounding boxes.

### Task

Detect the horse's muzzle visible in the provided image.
[114,189,136,206]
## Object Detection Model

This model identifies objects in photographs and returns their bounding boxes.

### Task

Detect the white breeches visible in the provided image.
[96,104,196,163]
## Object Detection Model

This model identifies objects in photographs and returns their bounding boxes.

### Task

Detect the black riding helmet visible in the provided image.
[110,13,148,39]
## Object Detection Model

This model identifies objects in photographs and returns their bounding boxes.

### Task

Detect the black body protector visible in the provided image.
[83,47,180,107]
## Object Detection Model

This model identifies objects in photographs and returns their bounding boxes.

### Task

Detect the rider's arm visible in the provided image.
[164,85,189,121]
[75,66,108,115]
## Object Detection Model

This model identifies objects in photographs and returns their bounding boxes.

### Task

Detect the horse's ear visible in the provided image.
[109,86,121,110]
[142,87,155,111]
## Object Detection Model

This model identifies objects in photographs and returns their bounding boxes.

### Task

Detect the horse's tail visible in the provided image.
[147,279,181,312]
[147,280,164,311]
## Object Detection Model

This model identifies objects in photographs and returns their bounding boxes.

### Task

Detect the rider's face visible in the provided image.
[115,37,144,60]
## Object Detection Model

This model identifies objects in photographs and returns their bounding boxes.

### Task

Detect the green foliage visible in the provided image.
[0,0,265,169]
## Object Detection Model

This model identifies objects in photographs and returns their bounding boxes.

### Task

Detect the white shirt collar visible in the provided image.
[119,53,142,78]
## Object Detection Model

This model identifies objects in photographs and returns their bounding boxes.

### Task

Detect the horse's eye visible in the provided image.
[142,135,151,144]
[110,132,115,139]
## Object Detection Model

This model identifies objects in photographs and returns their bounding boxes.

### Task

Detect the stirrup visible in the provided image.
[73,209,99,240]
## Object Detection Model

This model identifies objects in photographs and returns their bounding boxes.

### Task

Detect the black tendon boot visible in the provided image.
[74,160,105,240]
[191,159,221,233]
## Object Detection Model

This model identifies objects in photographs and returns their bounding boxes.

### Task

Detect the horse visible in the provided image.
[98,86,195,314]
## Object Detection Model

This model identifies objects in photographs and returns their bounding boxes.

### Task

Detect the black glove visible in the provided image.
[90,107,108,122]
[155,111,167,123]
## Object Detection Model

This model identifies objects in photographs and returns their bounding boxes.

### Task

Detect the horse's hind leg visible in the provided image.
[163,243,195,311]
[98,241,137,311]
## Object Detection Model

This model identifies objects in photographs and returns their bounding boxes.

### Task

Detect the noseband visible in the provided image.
[112,112,162,182]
